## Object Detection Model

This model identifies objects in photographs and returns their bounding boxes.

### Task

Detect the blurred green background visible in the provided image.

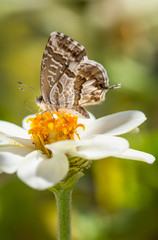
[0,0,158,239]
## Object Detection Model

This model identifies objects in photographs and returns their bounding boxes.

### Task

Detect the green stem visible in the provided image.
[54,189,72,240]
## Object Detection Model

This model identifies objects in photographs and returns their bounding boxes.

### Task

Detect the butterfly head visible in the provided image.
[35,95,44,107]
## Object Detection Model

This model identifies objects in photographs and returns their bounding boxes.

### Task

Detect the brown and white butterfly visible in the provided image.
[32,32,119,118]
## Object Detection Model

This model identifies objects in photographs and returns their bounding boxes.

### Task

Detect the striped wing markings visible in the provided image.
[40,31,109,118]
[41,32,87,106]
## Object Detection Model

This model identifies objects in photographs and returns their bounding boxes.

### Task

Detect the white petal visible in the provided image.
[0,133,34,148]
[0,145,32,156]
[0,134,11,144]
[0,121,29,139]
[76,135,129,160]
[82,111,146,138]
[11,137,34,148]
[46,140,76,155]
[0,146,27,173]
[17,150,69,190]
[76,112,96,139]
[114,148,155,164]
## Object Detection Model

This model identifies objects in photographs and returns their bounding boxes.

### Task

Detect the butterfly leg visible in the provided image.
[41,110,48,120]
[40,109,54,121]
[60,110,68,122]
[47,109,55,122]
[38,108,42,114]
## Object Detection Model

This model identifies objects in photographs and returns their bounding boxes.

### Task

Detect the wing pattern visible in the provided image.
[40,31,109,118]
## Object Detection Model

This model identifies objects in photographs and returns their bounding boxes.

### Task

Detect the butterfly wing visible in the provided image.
[73,60,109,106]
[40,32,109,118]
[40,31,87,104]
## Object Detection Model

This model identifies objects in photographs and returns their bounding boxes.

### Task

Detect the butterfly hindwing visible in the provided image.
[73,60,109,107]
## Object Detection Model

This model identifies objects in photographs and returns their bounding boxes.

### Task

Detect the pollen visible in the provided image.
[26,111,85,155]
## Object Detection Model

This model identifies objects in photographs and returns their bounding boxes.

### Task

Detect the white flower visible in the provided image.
[0,110,155,190]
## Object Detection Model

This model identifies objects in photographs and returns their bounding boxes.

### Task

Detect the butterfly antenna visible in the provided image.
[108,83,121,89]
[17,82,40,96]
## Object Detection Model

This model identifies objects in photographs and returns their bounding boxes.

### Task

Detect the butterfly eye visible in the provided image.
[38,96,43,102]
[99,83,104,88]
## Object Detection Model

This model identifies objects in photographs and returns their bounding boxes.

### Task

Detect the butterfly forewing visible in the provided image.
[41,32,86,101]
[40,31,109,118]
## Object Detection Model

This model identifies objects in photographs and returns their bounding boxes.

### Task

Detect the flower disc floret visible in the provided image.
[27,111,85,155]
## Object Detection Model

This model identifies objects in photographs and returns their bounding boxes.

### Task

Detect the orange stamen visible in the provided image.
[26,111,85,156]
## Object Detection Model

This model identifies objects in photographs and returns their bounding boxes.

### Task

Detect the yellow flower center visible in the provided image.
[27,111,85,157]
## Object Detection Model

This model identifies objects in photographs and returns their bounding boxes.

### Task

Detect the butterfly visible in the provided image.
[19,32,120,118]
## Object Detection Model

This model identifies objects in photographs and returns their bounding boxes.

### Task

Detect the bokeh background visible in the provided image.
[0,0,158,239]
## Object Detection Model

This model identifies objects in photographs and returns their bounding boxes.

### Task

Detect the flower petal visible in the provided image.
[0,134,11,144]
[0,145,32,156]
[0,146,27,173]
[76,112,96,139]
[46,140,76,154]
[114,148,155,164]
[76,135,129,159]
[0,121,29,139]
[17,150,69,190]
[11,137,34,148]
[0,133,34,148]
[82,111,146,138]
